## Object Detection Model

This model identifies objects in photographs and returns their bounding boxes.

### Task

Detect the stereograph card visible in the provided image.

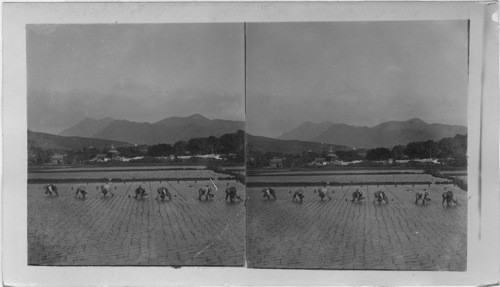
[2,1,499,286]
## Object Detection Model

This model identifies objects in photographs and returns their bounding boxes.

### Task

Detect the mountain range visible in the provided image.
[52,116,466,151]
[59,117,115,138]
[59,114,244,145]
[246,133,350,155]
[278,118,467,149]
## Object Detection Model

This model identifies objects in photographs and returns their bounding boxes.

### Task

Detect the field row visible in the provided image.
[450,175,468,182]
[31,165,208,172]
[247,173,443,184]
[247,169,427,175]
[28,169,225,180]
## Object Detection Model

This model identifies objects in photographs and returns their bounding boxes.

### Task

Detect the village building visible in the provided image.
[107,149,119,158]
[92,154,109,162]
[325,153,339,164]
[269,157,283,168]
[313,157,328,166]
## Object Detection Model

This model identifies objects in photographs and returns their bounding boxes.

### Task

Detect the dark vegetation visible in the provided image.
[247,134,467,169]
[28,130,245,166]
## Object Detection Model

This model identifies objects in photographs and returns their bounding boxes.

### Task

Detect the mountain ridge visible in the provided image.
[278,118,467,149]
[60,114,244,145]
[59,117,116,138]
[278,120,334,142]
[153,113,211,127]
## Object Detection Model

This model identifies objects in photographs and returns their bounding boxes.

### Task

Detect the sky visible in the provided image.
[27,24,245,134]
[27,21,469,137]
[246,21,469,138]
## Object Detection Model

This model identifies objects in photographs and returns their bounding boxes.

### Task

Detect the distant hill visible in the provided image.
[59,114,244,145]
[278,118,467,149]
[28,130,130,152]
[278,121,333,141]
[247,133,350,155]
[59,117,115,138]
[153,113,210,127]
[93,120,212,145]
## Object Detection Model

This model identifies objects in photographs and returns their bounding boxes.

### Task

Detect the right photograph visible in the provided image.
[245,21,468,271]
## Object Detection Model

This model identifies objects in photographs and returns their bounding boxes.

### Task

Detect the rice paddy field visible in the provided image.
[28,169,224,181]
[247,173,441,184]
[220,166,246,176]
[30,165,207,172]
[246,169,467,270]
[441,171,468,185]
[29,165,467,270]
[247,169,425,175]
[28,165,245,266]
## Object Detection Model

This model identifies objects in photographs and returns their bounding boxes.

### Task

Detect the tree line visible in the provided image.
[28,130,245,165]
[365,134,466,165]
[29,132,465,167]
[247,134,467,168]
[145,130,244,162]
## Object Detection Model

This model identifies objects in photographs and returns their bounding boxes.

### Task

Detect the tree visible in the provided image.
[147,144,174,157]
[28,145,54,165]
[163,130,243,163]
[58,146,101,164]
[206,136,222,154]
[173,141,187,155]
[304,151,319,163]
[437,134,467,167]
[246,150,270,167]
[405,140,442,159]
[116,146,143,158]
[438,134,466,159]
[220,133,238,154]
[335,150,362,162]
[391,145,406,160]
[405,142,428,159]
[186,138,203,154]
[366,148,392,161]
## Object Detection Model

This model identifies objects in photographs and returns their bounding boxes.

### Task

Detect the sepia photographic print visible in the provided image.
[2,2,499,286]
[245,21,468,271]
[27,23,246,266]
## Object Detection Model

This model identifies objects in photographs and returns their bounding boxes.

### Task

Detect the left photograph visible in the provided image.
[27,24,246,266]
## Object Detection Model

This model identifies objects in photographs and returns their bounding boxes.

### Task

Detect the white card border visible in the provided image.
[2,1,499,286]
